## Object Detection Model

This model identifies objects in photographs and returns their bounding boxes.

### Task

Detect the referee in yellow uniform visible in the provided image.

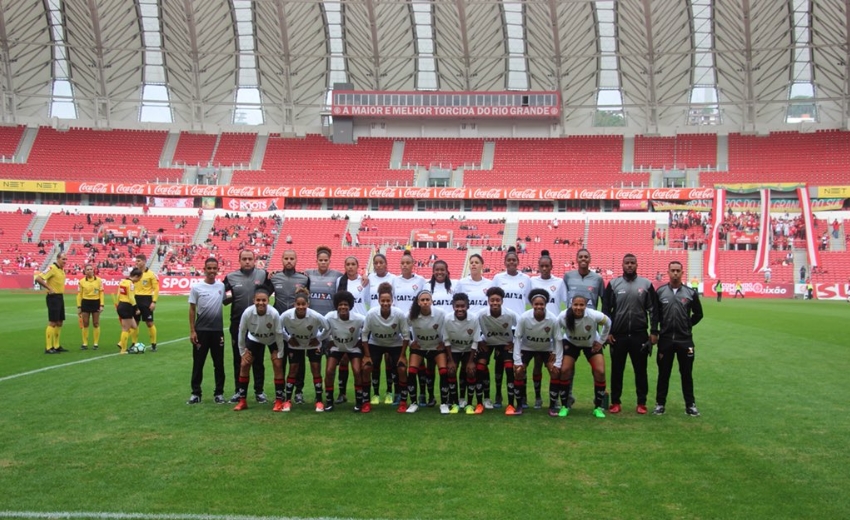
[36,253,68,354]
[77,264,104,350]
[133,254,160,351]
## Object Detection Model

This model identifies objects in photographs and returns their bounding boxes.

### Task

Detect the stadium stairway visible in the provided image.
[27,213,50,242]
[15,127,38,162]
[688,250,704,284]
[159,133,179,168]
[503,220,519,248]
[794,249,808,283]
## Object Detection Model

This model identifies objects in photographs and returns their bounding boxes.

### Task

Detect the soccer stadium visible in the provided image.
[0,0,848,518]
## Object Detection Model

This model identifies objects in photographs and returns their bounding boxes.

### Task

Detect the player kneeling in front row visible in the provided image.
[557,293,611,418]
[511,289,561,416]
[442,292,483,414]
[233,288,285,411]
[280,288,331,412]
[323,290,369,412]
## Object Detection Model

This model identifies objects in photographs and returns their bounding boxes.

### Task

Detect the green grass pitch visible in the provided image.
[0,292,848,520]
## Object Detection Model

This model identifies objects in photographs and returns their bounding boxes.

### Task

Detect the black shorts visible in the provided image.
[520,350,550,366]
[117,302,135,320]
[563,340,602,360]
[450,351,474,367]
[246,339,277,357]
[410,349,444,363]
[288,348,323,365]
[329,350,363,361]
[46,294,65,322]
[368,344,404,369]
[80,299,101,314]
[476,344,511,363]
[135,296,154,322]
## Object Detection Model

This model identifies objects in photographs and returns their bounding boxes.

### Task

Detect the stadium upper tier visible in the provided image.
[3,128,850,188]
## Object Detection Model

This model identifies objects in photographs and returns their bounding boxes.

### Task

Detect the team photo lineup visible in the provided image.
[42,239,702,419]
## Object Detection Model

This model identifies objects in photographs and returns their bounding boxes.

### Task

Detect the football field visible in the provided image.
[0,292,848,520]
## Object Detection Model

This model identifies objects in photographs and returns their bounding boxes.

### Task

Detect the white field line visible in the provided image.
[0,512,386,520]
[0,337,189,384]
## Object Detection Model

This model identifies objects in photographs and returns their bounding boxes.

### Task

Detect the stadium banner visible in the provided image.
[146,197,194,208]
[815,186,850,198]
[200,197,217,209]
[1,179,65,193]
[707,189,725,279]
[411,229,451,242]
[222,197,283,212]
[60,182,719,201]
[811,283,850,300]
[716,182,803,193]
[618,200,648,210]
[703,282,794,299]
[798,187,820,267]
[717,198,845,212]
[651,199,712,212]
[0,274,221,295]
[753,190,771,273]
[333,104,559,118]
[728,231,759,244]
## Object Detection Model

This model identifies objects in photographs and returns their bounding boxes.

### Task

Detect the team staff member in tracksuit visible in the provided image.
[653,261,703,417]
[270,249,310,408]
[302,245,342,404]
[132,254,159,352]
[232,288,286,412]
[187,257,226,405]
[224,249,273,404]
[603,253,659,415]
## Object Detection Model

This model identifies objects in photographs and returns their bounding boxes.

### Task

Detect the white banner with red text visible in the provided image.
[703,281,794,299]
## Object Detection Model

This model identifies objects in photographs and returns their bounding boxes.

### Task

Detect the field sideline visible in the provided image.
[0,292,848,520]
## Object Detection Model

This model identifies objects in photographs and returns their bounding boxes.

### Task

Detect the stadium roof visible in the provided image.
[0,0,845,132]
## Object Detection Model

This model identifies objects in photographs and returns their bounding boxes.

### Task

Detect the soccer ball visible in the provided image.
[129,342,146,354]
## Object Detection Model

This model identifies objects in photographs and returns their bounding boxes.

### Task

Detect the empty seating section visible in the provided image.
[172,133,217,166]
[701,130,850,185]
[262,217,369,273]
[212,133,256,166]
[515,219,585,271]
[813,252,850,283]
[466,136,649,189]
[0,125,25,157]
[356,218,504,250]
[585,220,686,284]
[233,135,409,187]
[401,138,484,168]
[0,211,39,273]
[0,128,171,182]
[633,134,716,170]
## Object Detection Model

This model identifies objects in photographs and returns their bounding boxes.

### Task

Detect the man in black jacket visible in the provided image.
[603,254,659,415]
[653,260,703,417]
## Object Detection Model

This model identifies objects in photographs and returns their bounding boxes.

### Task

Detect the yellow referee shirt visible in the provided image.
[117,279,137,306]
[77,276,105,306]
[135,269,159,301]
[40,263,66,295]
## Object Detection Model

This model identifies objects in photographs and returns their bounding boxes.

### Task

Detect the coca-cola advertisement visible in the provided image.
[222,197,283,212]
[147,197,195,208]
[703,282,794,299]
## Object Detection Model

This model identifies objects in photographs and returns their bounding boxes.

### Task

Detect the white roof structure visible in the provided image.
[0,0,844,133]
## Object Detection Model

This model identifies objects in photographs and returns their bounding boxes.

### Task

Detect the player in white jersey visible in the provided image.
[367,253,397,405]
[405,290,447,414]
[392,252,428,315]
[323,290,368,413]
[442,292,482,415]
[528,250,568,409]
[490,247,531,407]
[557,293,610,419]
[362,282,411,412]
[416,259,455,407]
[455,253,490,404]
[477,287,519,410]
[279,288,331,412]
[333,256,370,405]
[456,254,491,314]
[233,288,286,412]
[510,289,561,416]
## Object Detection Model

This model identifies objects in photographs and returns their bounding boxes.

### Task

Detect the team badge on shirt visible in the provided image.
[412,285,419,290]
[307,325,313,331]
[585,325,592,331]
[266,323,273,329]
[432,324,439,330]
[349,327,355,333]
[391,324,397,329]
[467,329,474,335]
[544,326,551,332]
[502,323,509,328]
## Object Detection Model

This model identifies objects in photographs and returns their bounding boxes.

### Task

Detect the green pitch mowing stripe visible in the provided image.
[0,337,188,383]
[0,513,390,520]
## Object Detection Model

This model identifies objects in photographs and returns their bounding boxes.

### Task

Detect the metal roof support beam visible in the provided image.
[0,1,13,97]
[181,0,202,105]
[454,0,471,90]
[364,0,382,89]
[272,0,294,125]
[741,0,756,126]
[640,0,658,130]
[844,0,850,126]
